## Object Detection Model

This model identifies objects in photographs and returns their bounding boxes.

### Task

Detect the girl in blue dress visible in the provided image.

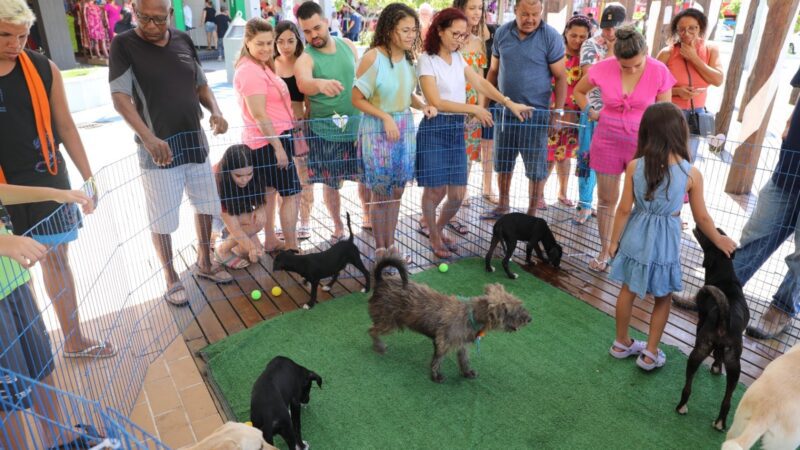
[607,102,737,371]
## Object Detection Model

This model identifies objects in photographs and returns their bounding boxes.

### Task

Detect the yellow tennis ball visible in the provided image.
[271,286,282,297]
[244,421,253,427]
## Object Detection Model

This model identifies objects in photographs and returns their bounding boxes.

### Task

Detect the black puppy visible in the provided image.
[676,227,749,431]
[485,213,563,279]
[250,356,322,449]
[273,212,370,309]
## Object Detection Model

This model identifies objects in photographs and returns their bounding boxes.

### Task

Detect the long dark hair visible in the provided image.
[452,0,484,38]
[634,102,691,201]
[370,2,419,66]
[274,20,304,58]
[423,8,467,55]
[217,145,265,216]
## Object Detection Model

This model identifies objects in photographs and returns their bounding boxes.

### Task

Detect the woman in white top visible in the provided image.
[416,7,530,259]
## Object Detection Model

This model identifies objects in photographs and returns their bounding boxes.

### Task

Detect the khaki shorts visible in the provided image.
[141,162,221,234]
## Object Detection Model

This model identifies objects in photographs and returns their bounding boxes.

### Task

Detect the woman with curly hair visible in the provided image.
[542,14,592,210]
[352,2,437,261]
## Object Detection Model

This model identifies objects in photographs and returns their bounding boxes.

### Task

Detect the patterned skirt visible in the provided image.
[358,111,416,196]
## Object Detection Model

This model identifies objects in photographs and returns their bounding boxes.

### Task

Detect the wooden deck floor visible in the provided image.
[173,167,799,420]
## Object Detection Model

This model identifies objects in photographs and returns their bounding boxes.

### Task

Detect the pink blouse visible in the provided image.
[234,57,294,150]
[589,56,676,134]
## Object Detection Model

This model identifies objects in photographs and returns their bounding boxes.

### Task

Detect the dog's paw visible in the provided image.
[712,420,726,432]
[303,304,310,310]
[431,372,445,383]
[676,404,688,415]
[322,285,332,292]
[710,364,723,375]
[372,342,387,355]
[462,370,478,379]
[508,273,518,279]
[360,288,367,293]
[486,266,495,273]
[295,441,309,450]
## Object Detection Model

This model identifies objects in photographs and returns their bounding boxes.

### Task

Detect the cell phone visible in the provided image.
[693,87,707,92]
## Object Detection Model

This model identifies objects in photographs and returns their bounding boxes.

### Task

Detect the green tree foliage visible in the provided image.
[356,0,454,13]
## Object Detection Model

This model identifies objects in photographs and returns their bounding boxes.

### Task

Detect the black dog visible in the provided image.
[273,212,370,309]
[250,356,322,449]
[485,213,563,279]
[676,227,749,431]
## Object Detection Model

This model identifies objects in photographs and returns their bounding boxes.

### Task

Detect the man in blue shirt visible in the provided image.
[483,0,567,219]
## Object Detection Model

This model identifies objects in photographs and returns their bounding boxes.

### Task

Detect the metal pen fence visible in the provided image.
[0,107,796,448]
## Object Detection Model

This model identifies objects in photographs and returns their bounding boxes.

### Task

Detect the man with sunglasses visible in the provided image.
[109,0,233,306]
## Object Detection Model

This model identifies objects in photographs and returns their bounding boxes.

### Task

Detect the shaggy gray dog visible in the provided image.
[368,256,532,383]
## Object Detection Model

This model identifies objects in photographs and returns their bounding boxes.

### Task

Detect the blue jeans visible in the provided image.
[733,179,800,316]
[577,169,596,210]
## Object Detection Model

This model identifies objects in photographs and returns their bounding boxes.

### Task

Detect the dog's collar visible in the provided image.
[459,296,486,338]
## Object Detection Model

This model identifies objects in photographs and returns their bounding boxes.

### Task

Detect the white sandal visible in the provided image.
[609,339,646,359]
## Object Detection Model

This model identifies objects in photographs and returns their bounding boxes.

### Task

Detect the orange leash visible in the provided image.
[3,52,59,184]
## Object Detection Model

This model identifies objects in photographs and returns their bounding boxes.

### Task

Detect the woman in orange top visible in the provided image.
[656,7,723,160]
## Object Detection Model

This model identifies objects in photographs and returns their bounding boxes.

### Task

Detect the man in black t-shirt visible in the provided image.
[214,7,231,61]
[675,66,800,340]
[109,0,233,306]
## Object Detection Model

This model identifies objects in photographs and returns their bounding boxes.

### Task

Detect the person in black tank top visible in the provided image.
[274,20,314,241]
[0,7,115,361]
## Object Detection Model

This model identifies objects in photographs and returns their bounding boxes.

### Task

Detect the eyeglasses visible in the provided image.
[450,31,470,40]
[677,25,699,34]
[137,11,170,25]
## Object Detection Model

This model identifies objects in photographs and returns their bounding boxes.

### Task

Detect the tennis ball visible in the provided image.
[271,286,282,297]
[250,289,262,300]
[438,263,449,273]
[244,421,253,427]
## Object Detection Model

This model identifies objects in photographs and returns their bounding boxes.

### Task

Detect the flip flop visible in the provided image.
[573,208,592,225]
[536,199,548,210]
[480,209,508,221]
[417,220,430,238]
[446,220,469,236]
[297,225,312,240]
[64,341,117,359]
[588,257,608,273]
[482,193,499,204]
[214,248,251,270]
[194,264,234,284]
[163,282,189,306]
[330,234,344,244]
[48,424,105,450]
[558,197,575,207]
[432,246,452,259]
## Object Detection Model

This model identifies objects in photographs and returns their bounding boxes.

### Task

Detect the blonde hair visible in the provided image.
[236,18,275,70]
[0,0,36,28]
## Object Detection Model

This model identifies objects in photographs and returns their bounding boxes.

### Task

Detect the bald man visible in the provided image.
[109,0,233,306]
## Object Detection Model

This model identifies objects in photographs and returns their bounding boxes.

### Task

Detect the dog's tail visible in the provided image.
[346,212,354,242]
[373,255,409,288]
[697,285,729,337]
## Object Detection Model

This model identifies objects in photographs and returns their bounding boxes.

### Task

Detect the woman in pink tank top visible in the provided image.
[656,8,723,159]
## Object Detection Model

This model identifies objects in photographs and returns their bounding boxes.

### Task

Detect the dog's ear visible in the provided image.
[484,283,507,295]
[308,371,322,389]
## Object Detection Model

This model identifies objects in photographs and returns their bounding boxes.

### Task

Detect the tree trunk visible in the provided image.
[725,0,800,195]
[714,0,760,139]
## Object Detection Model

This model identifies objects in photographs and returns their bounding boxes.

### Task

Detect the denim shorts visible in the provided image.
[0,284,54,412]
[493,109,549,181]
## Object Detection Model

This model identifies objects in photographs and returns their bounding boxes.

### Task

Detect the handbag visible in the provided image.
[684,58,715,137]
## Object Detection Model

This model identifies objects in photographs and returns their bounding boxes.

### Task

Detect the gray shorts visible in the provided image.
[0,283,54,412]
[141,162,222,234]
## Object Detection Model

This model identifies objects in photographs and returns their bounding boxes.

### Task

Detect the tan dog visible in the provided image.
[179,422,278,450]
[368,256,532,383]
[722,344,800,450]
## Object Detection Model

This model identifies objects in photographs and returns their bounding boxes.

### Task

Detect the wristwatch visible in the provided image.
[552,108,565,117]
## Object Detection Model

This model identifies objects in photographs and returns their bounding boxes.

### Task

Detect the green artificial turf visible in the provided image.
[202,258,744,449]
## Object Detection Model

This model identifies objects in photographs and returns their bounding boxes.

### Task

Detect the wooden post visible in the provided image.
[714,0,759,140]
[647,0,674,57]
[545,0,571,32]
[725,0,800,195]
[705,0,723,40]
[619,0,636,18]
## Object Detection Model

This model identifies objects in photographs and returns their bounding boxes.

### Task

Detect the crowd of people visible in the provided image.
[2,0,800,445]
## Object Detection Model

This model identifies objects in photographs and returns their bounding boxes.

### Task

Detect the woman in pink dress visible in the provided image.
[573,26,675,272]
[104,0,122,39]
[83,0,108,58]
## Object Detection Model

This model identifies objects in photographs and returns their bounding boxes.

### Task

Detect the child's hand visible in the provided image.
[0,234,47,268]
[55,189,94,215]
[714,235,738,258]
